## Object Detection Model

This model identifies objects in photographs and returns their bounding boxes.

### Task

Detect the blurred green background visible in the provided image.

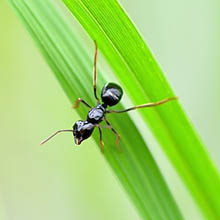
[0,0,219,219]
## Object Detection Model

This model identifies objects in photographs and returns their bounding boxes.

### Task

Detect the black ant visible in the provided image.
[40,42,177,151]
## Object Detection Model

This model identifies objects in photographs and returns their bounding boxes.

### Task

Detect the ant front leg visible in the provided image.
[73,98,92,109]
[93,41,100,104]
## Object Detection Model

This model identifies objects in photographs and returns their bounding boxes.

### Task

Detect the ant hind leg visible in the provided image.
[106,97,178,113]
[93,41,100,103]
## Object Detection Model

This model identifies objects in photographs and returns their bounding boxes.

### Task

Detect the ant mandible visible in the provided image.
[40,41,177,151]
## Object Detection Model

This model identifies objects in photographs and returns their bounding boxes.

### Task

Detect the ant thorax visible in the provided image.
[87,104,106,124]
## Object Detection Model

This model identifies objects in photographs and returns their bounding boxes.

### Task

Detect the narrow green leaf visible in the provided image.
[8,0,183,219]
[62,0,220,219]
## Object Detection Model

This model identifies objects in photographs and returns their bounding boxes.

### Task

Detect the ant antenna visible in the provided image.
[40,129,73,146]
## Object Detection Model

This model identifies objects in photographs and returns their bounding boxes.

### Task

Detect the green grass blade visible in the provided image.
[8,0,183,219]
[62,0,220,219]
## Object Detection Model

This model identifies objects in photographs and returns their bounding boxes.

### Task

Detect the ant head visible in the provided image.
[73,120,95,145]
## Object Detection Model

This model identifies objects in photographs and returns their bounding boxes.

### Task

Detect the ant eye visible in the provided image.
[73,120,84,131]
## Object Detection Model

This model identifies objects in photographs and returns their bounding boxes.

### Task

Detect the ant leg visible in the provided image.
[106,97,178,113]
[104,118,121,151]
[98,127,104,152]
[73,98,92,109]
[93,41,100,103]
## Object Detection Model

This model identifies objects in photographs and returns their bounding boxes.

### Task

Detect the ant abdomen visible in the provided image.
[101,82,123,106]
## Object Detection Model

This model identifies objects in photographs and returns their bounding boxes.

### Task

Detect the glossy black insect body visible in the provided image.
[71,83,123,147]
[41,42,177,151]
